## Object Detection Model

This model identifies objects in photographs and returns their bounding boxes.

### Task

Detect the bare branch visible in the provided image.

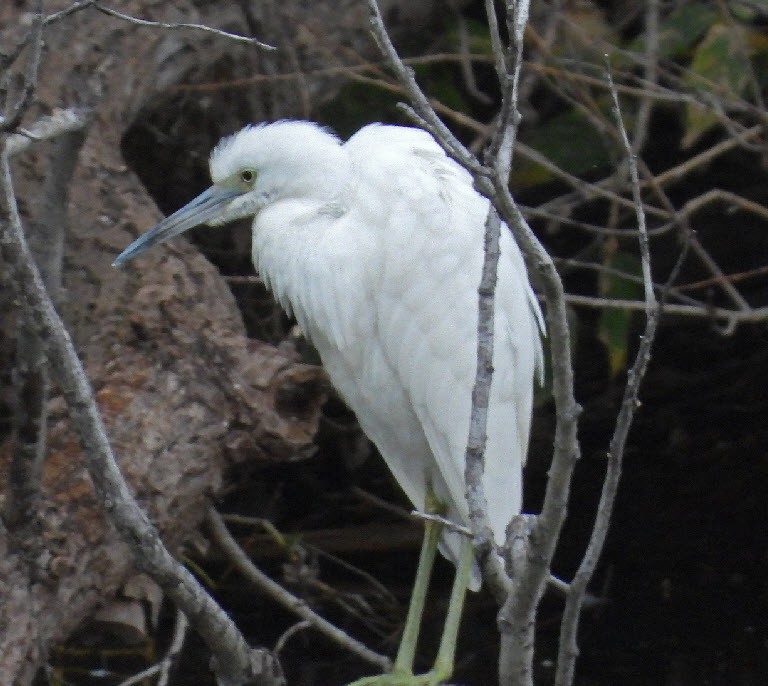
[115,610,189,686]
[1,0,44,132]
[614,92,655,309]
[274,620,312,655]
[560,294,767,328]
[410,511,473,538]
[463,208,501,549]
[89,2,274,48]
[485,0,528,175]
[687,232,751,312]
[367,4,585,685]
[1,0,274,73]
[450,1,493,105]
[631,0,659,154]
[207,508,392,672]
[554,60,661,686]
[651,124,763,189]
[366,0,484,176]
[7,110,85,532]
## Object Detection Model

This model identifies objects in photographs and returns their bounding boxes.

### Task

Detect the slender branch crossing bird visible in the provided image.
[114,120,544,685]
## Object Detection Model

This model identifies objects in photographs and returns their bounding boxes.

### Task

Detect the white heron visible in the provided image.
[114,120,543,685]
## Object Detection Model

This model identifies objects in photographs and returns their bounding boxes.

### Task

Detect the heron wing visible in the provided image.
[344,125,544,545]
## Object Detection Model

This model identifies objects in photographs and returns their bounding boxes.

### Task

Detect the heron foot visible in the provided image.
[347,667,450,686]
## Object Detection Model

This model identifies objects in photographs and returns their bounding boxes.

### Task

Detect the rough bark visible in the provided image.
[0,0,443,681]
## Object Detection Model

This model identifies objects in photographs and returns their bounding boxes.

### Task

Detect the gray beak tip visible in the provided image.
[112,247,138,268]
[111,185,242,270]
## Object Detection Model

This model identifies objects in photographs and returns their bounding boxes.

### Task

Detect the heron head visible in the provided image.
[113,121,347,267]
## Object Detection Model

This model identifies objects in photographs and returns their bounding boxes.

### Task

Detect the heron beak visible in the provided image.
[112,185,242,267]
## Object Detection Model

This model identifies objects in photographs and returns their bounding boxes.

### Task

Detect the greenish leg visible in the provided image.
[347,517,443,686]
[392,517,442,674]
[429,534,473,682]
[347,495,474,686]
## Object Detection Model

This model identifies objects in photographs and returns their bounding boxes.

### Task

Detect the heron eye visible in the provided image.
[240,169,255,184]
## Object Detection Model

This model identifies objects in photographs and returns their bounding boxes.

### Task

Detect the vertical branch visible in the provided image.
[486,5,582,685]
[518,0,566,108]
[632,0,659,155]
[466,0,530,582]
[553,63,660,686]
[366,0,483,176]
[366,0,505,598]
[8,125,86,528]
[0,115,283,686]
[1,0,44,132]
[450,0,494,105]
[464,208,501,549]
[368,3,583,684]
[8,316,50,528]
[485,0,528,174]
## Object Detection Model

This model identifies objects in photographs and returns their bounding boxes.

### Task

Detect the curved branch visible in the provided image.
[1,117,281,686]
[207,509,392,672]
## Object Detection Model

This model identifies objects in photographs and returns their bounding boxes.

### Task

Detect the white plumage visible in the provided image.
[226,122,544,589]
[114,120,545,682]
[115,120,544,592]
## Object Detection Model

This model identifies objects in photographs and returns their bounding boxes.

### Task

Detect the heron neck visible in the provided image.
[251,198,347,330]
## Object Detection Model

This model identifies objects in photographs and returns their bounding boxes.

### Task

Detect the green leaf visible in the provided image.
[655,3,718,58]
[732,0,768,22]
[556,2,618,63]
[682,22,751,148]
[511,109,612,188]
[598,251,645,376]
[412,63,470,114]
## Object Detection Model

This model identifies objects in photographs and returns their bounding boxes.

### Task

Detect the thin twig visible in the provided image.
[650,124,762,188]
[553,59,660,686]
[171,53,496,93]
[631,0,659,155]
[207,508,392,671]
[410,511,473,538]
[116,610,189,686]
[679,188,768,224]
[463,207,501,548]
[554,257,705,309]
[518,0,566,107]
[1,0,44,132]
[687,232,751,311]
[221,510,399,607]
[559,294,767,326]
[1,0,272,79]
[274,620,312,655]
[451,1,494,105]
[492,0,529,175]
[90,2,275,48]
[351,486,414,521]
[366,0,485,177]
[677,263,768,292]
